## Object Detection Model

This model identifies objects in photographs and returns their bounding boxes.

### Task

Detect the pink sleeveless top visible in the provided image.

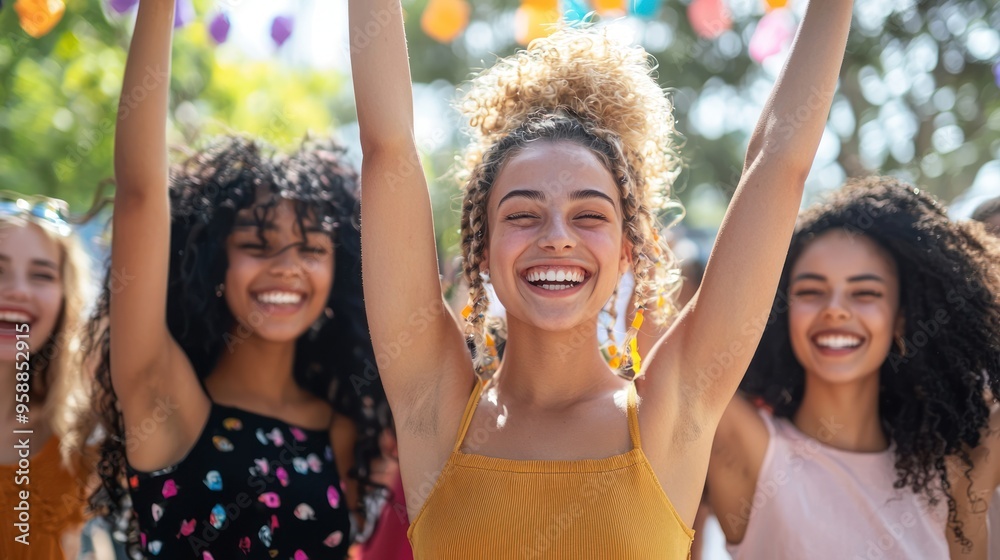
[727,411,948,560]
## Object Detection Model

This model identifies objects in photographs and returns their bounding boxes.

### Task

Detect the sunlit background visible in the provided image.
[1,0,998,261]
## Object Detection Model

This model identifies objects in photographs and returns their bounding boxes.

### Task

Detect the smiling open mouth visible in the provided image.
[253,291,305,305]
[522,266,589,291]
[813,334,864,350]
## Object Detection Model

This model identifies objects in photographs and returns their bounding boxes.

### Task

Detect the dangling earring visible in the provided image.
[309,307,334,340]
[894,334,907,357]
[215,283,225,298]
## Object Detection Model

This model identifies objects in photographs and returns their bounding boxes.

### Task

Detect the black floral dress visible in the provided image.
[127,403,351,559]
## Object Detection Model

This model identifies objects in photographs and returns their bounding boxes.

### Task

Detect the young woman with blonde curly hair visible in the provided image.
[0,192,96,559]
[350,0,852,557]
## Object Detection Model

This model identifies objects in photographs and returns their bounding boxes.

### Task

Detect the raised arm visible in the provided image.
[109,0,206,470]
[644,0,853,420]
[349,0,473,406]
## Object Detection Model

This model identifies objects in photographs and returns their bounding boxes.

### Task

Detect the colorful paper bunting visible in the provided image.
[271,15,294,48]
[748,8,795,63]
[515,0,559,45]
[209,12,230,44]
[174,0,193,29]
[421,0,470,43]
[14,0,65,38]
[688,0,731,40]
[108,0,137,15]
[629,0,662,19]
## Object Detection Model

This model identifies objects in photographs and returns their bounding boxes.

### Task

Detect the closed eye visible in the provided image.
[854,291,883,298]
[575,213,607,221]
[505,213,537,221]
[792,289,823,297]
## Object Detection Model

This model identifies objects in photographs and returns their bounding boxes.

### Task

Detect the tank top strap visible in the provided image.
[452,377,486,453]
[626,382,642,450]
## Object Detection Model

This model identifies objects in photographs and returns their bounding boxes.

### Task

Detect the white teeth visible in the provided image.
[540,284,572,291]
[524,267,586,284]
[256,291,303,305]
[0,311,31,323]
[815,335,863,349]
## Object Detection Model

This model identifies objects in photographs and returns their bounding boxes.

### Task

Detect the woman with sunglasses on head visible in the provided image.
[706,178,1000,559]
[84,1,381,557]
[0,192,97,559]
[350,0,852,556]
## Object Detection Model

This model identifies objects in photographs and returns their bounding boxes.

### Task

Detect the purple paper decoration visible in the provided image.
[994,62,1000,88]
[271,15,294,47]
[209,12,230,44]
[109,0,138,14]
[174,0,193,29]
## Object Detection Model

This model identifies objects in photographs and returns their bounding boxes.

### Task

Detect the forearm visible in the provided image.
[745,0,853,174]
[114,0,174,195]
[349,0,415,153]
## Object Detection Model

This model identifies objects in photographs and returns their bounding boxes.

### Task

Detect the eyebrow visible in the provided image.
[497,189,616,208]
[0,255,58,270]
[791,273,885,283]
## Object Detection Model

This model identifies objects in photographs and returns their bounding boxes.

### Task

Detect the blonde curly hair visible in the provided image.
[458,26,684,378]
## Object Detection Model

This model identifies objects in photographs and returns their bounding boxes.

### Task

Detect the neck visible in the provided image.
[495,316,624,407]
[793,369,888,452]
[208,331,302,405]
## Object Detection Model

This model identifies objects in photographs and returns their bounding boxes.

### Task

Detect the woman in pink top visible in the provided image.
[707,177,1000,559]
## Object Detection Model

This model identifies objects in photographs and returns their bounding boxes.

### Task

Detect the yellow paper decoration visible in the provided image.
[462,305,473,319]
[764,0,789,9]
[14,0,65,39]
[421,0,471,43]
[629,337,641,374]
[631,308,645,330]
[514,0,559,45]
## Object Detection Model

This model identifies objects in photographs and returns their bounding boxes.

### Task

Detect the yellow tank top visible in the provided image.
[408,380,694,559]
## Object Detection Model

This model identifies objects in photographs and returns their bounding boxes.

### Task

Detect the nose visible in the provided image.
[822,290,851,321]
[267,243,306,278]
[537,217,576,253]
[0,272,31,303]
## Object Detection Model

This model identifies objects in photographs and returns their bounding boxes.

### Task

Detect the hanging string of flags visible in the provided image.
[6,0,806,68]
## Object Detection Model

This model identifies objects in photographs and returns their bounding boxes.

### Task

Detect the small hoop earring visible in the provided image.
[215,283,225,298]
[894,334,907,357]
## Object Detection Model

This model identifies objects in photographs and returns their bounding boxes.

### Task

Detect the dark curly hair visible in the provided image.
[741,176,1000,550]
[84,135,386,550]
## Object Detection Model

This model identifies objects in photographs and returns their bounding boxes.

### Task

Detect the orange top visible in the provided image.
[408,381,694,559]
[0,437,86,560]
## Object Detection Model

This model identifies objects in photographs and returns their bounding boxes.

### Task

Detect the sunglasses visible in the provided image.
[0,191,73,237]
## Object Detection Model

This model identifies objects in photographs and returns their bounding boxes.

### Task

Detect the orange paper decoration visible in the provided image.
[592,0,625,14]
[421,0,471,43]
[514,0,560,45]
[14,0,65,38]
[764,0,789,9]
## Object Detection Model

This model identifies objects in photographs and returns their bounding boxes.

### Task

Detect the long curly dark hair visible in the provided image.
[85,135,386,548]
[741,176,1000,549]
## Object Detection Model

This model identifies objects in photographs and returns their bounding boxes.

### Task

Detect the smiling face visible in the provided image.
[0,222,64,363]
[788,230,902,385]
[483,141,629,332]
[224,197,334,343]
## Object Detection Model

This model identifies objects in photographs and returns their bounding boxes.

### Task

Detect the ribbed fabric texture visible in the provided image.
[727,410,948,560]
[408,381,694,559]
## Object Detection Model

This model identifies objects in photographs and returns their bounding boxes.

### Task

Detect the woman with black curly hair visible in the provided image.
[707,177,1000,559]
[84,1,380,558]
